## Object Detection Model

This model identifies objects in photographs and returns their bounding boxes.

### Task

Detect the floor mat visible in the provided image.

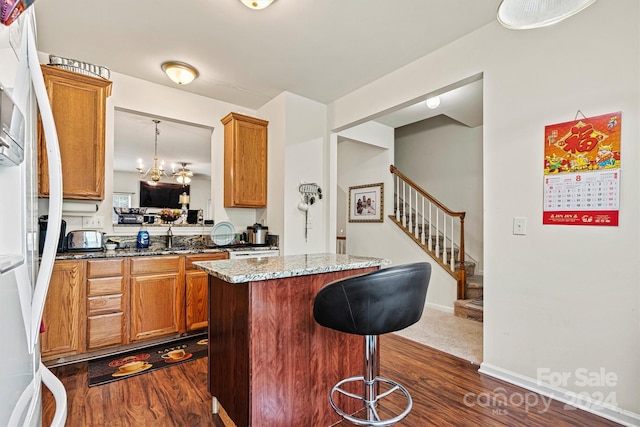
[87,334,208,386]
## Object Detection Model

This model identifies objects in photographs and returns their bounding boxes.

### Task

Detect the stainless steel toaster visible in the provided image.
[66,230,103,251]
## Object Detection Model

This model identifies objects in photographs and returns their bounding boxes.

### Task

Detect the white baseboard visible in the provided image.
[479,362,640,427]
[425,302,453,314]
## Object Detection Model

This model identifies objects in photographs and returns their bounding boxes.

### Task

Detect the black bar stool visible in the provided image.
[313,262,431,426]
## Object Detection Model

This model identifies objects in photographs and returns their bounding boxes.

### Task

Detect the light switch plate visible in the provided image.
[513,217,527,235]
[82,215,104,229]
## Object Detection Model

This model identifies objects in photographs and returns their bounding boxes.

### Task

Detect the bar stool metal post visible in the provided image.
[313,262,432,426]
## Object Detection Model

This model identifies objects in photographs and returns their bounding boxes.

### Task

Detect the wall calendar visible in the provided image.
[543,111,621,226]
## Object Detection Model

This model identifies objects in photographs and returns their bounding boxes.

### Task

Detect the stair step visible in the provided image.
[454,298,483,322]
[456,260,475,277]
[465,275,483,299]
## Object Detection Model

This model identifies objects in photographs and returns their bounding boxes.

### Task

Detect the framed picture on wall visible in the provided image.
[348,182,384,222]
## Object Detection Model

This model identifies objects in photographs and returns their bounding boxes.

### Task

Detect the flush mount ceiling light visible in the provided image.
[497,0,598,30]
[240,0,275,10]
[161,61,199,85]
[426,96,441,109]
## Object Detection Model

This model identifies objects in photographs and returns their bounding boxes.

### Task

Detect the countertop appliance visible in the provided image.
[0,8,67,426]
[38,215,66,253]
[66,230,103,251]
[246,223,268,245]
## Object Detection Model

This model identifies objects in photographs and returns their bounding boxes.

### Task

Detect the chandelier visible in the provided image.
[136,119,169,183]
[173,162,193,186]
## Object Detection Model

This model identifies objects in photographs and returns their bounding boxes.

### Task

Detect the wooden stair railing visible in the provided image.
[390,165,466,299]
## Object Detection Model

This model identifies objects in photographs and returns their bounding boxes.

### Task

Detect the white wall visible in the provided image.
[337,121,457,311]
[395,116,484,271]
[329,1,640,422]
[260,92,328,255]
[258,93,286,250]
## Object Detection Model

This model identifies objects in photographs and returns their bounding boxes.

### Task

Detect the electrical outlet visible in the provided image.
[513,217,527,235]
[83,215,104,229]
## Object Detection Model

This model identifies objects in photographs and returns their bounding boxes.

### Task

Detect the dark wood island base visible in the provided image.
[198,254,388,427]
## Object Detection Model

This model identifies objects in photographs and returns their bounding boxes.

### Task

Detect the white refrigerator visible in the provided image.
[0,4,67,426]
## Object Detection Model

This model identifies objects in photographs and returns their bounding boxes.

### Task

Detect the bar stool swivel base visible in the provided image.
[329,373,412,426]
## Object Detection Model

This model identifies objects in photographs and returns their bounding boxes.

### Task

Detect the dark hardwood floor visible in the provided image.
[43,334,621,426]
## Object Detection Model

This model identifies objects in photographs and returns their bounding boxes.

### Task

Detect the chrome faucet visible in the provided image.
[166,225,173,248]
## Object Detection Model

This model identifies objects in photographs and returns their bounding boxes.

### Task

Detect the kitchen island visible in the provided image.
[195,253,389,427]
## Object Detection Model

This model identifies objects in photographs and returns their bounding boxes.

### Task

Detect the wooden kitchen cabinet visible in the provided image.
[42,251,227,362]
[86,258,128,350]
[41,260,86,361]
[38,65,112,200]
[129,256,185,342]
[184,252,228,331]
[221,112,268,208]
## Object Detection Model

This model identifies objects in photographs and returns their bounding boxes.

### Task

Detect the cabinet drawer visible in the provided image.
[131,256,181,275]
[185,252,228,270]
[87,312,124,349]
[88,295,123,316]
[88,277,124,296]
[87,258,124,278]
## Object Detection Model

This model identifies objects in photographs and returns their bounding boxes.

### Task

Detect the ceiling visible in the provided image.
[36,1,493,177]
[34,0,498,110]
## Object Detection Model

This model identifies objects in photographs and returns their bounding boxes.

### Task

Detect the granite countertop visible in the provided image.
[194,253,390,284]
[54,245,278,260]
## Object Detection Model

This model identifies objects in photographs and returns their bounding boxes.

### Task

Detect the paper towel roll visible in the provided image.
[62,201,99,214]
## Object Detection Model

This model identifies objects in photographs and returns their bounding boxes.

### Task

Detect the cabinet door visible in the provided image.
[185,270,209,331]
[38,65,112,200]
[41,260,86,360]
[222,112,268,208]
[130,273,184,341]
[184,253,227,331]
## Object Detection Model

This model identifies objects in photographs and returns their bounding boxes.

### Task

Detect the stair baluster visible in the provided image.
[402,181,406,228]
[435,209,440,258]
[449,216,455,271]
[395,176,400,222]
[389,165,467,300]
[421,198,425,245]
[428,203,433,251]
[443,213,447,265]
[407,187,412,233]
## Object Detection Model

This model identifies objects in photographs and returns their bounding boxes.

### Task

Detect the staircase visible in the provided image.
[390,165,483,322]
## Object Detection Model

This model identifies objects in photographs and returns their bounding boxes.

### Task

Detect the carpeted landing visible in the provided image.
[394,307,483,365]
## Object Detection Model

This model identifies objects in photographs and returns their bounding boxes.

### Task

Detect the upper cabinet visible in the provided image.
[38,65,112,200]
[221,112,268,208]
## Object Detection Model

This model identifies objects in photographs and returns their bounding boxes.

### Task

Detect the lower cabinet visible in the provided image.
[42,252,228,361]
[41,260,86,360]
[130,256,184,342]
[185,253,228,331]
